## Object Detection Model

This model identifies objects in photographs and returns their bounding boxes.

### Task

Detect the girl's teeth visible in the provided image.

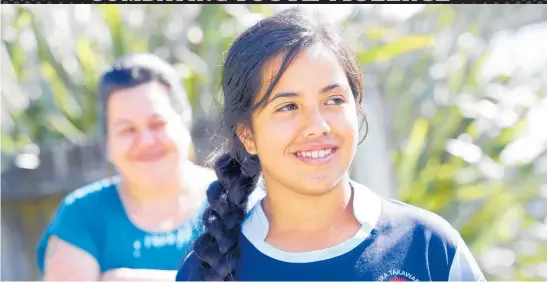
[297,149,333,159]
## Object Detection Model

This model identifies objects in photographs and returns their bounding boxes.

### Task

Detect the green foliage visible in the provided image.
[1,4,546,281]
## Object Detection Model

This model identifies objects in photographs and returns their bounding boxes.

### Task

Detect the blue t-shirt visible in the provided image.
[36,176,205,274]
[176,181,486,281]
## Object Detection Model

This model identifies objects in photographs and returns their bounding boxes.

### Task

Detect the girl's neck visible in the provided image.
[262,174,355,233]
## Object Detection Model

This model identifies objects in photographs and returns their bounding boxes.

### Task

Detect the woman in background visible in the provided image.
[37,53,215,281]
[177,7,485,281]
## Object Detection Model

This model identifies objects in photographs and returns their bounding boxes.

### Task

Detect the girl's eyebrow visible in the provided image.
[268,92,298,104]
[320,83,344,93]
[267,83,345,104]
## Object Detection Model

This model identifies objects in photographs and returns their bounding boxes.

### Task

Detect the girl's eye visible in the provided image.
[326,97,345,105]
[277,103,298,112]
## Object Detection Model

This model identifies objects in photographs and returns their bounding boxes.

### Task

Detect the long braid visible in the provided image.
[185,7,366,281]
[193,153,260,280]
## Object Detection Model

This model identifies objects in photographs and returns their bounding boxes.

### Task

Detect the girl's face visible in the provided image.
[107,82,191,188]
[241,44,360,195]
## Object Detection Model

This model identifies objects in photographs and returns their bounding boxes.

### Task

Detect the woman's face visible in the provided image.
[106,81,191,187]
[242,44,360,196]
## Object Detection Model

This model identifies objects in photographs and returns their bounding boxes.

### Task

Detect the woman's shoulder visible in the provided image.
[61,176,120,208]
[36,177,120,273]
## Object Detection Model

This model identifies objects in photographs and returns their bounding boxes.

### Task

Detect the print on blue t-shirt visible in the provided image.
[176,181,486,281]
[36,176,205,274]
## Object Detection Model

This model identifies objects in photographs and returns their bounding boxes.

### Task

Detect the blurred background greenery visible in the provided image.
[1,4,547,281]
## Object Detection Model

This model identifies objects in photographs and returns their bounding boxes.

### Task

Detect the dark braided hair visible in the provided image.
[192,7,365,281]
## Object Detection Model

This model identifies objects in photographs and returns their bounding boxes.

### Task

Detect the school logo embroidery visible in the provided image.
[377,269,419,282]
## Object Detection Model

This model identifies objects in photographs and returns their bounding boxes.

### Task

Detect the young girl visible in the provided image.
[177,8,486,282]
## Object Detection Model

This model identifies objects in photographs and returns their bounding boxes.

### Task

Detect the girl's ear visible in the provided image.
[236,124,257,155]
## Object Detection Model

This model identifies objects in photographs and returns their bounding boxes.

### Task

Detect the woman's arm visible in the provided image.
[44,236,177,281]
[43,236,101,281]
[100,268,177,281]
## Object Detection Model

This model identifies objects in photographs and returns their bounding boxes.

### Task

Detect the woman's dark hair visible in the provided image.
[97,53,192,136]
[192,7,365,281]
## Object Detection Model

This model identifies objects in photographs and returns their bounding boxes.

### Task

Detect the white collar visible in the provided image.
[241,180,383,263]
